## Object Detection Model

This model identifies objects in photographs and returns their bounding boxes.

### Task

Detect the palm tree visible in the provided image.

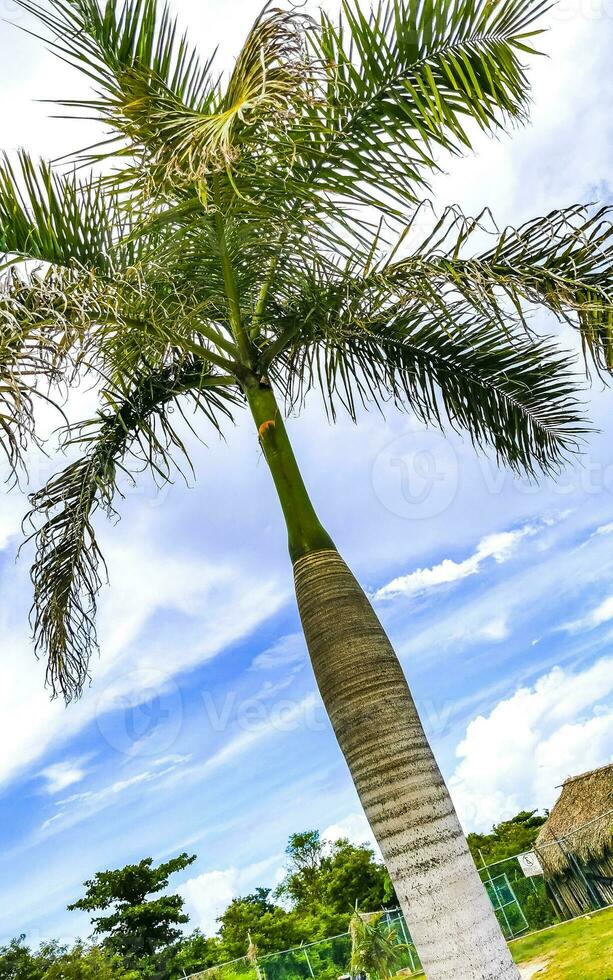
[349,909,413,979]
[1,0,612,975]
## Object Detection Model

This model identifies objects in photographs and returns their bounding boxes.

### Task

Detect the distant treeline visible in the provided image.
[0,814,546,979]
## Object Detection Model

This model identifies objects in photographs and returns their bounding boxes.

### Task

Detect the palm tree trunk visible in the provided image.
[294,549,519,980]
[244,377,520,980]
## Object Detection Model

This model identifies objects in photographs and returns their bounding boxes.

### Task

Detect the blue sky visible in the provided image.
[0,0,613,950]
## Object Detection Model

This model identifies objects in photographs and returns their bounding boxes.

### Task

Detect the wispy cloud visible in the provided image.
[39,758,189,835]
[374,522,541,601]
[39,760,88,795]
[197,692,321,776]
[473,617,509,643]
[562,595,613,634]
[251,633,306,671]
[594,521,613,537]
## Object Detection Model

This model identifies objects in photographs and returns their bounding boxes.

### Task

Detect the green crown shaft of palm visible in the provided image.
[1,0,613,700]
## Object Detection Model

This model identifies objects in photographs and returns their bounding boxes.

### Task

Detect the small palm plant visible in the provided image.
[2,0,613,977]
[349,910,413,980]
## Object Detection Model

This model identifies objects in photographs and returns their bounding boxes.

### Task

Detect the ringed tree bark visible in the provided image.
[245,376,520,980]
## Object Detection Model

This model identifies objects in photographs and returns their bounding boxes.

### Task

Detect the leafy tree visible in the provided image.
[0,939,137,980]
[217,891,302,960]
[67,853,196,967]
[0,938,51,980]
[3,0,613,975]
[323,841,396,924]
[467,811,547,867]
[280,833,328,908]
[279,832,395,938]
[43,945,139,980]
[154,931,224,980]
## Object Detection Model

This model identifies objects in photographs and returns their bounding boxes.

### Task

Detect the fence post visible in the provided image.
[303,947,315,978]
[396,911,416,973]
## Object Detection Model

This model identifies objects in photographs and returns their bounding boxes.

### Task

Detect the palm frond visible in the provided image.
[364,204,613,371]
[450,205,613,371]
[267,257,586,475]
[285,0,549,212]
[3,0,611,698]
[0,270,69,477]
[0,151,118,271]
[27,358,240,700]
[13,0,314,195]
[349,909,408,980]
[158,6,313,179]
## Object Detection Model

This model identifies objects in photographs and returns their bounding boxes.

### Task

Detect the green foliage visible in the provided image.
[217,890,302,961]
[0,937,48,980]
[1,817,567,976]
[467,810,547,866]
[156,931,223,980]
[67,852,196,967]
[0,938,138,980]
[521,888,559,932]
[214,827,397,962]
[277,831,396,940]
[1,0,612,702]
[348,910,408,980]
[468,812,558,932]
[40,944,140,979]
[306,0,545,214]
[280,832,328,906]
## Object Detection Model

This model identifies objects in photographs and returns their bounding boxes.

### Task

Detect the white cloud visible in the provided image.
[179,856,282,935]
[398,513,613,663]
[473,617,509,643]
[594,522,613,537]
[180,868,238,935]
[562,595,613,634]
[39,760,87,795]
[449,657,613,833]
[251,633,306,671]
[322,813,379,855]
[375,523,539,600]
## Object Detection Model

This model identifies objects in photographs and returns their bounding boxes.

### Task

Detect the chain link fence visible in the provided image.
[185,920,420,980]
[186,812,613,980]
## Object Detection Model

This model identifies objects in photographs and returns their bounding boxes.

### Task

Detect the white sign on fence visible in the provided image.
[517,851,544,877]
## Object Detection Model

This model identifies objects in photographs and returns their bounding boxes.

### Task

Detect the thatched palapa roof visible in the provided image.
[535,763,613,877]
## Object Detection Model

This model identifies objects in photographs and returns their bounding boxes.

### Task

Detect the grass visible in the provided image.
[401,906,613,978]
[510,905,613,979]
